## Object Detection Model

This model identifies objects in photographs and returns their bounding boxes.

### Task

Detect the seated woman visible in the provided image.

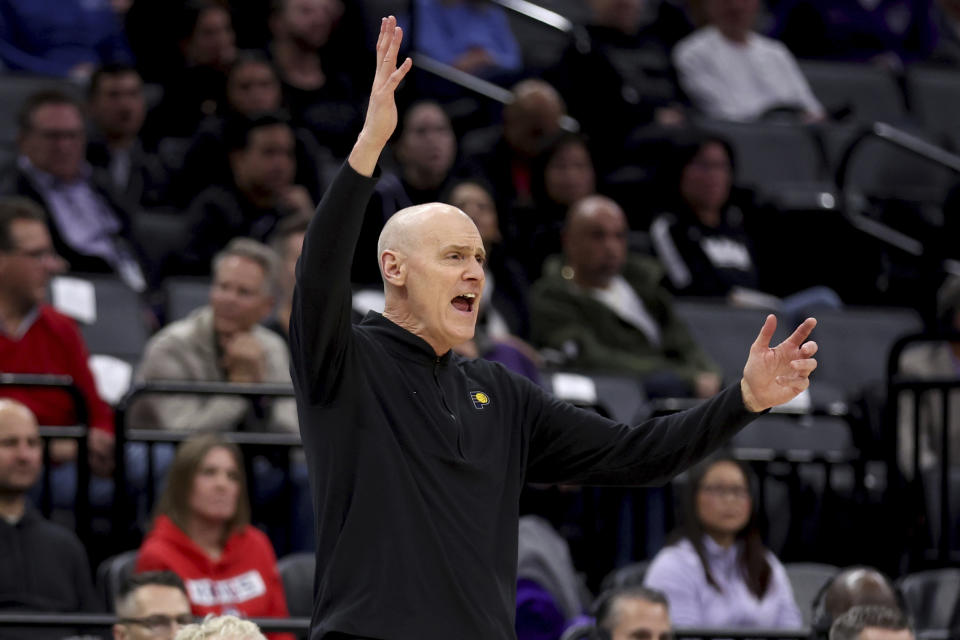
[135,434,293,639]
[644,455,803,629]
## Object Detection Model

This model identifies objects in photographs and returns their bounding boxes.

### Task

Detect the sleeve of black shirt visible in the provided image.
[289,161,379,405]
[523,382,759,486]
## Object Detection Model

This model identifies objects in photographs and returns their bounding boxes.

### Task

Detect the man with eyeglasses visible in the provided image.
[0,89,149,292]
[114,572,194,640]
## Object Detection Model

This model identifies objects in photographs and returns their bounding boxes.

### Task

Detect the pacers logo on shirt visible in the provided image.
[470,390,491,409]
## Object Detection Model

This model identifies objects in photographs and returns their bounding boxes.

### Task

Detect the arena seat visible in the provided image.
[277,552,316,619]
[784,562,840,626]
[799,61,906,123]
[163,277,211,323]
[896,568,960,631]
[96,549,138,612]
[906,66,960,149]
[131,209,193,283]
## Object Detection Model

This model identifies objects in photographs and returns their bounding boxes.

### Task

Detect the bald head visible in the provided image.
[504,79,565,158]
[0,399,42,500]
[824,569,901,621]
[378,203,475,272]
[563,195,628,289]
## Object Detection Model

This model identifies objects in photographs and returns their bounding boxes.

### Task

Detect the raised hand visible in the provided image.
[739,315,818,412]
[349,16,413,176]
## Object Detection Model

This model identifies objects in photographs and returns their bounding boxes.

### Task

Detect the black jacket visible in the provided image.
[290,162,759,639]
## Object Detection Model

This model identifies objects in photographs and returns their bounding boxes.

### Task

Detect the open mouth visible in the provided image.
[451,293,476,314]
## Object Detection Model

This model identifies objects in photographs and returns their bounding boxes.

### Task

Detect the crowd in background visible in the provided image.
[2,0,960,638]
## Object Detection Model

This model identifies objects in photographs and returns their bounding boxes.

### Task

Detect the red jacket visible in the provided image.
[136,515,294,640]
[0,305,113,433]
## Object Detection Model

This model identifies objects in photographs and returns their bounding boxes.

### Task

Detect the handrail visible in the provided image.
[489,0,574,32]
[0,373,91,543]
[112,381,299,543]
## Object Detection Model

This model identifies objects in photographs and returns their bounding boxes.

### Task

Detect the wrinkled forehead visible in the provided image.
[416,208,482,247]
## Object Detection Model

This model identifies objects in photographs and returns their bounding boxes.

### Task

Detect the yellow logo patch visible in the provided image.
[470,391,490,409]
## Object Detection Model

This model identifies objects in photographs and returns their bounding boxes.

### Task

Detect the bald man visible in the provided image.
[0,400,98,636]
[290,17,819,640]
[530,195,722,398]
[815,567,903,636]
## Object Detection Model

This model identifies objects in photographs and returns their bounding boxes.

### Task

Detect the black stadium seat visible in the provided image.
[896,568,960,631]
[277,552,316,619]
[800,61,906,123]
[96,549,138,612]
[906,66,960,149]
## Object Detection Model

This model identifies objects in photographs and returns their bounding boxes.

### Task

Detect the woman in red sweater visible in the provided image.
[135,434,293,639]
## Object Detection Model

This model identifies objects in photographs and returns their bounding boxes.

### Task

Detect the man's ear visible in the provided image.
[380,250,406,286]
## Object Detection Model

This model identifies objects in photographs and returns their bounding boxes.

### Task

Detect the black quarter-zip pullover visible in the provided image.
[290,162,760,640]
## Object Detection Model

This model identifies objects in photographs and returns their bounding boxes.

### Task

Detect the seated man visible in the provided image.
[814,567,904,638]
[0,196,114,480]
[830,606,914,640]
[673,0,824,122]
[113,571,193,640]
[530,195,722,398]
[594,585,673,640]
[0,399,98,640]
[131,238,296,433]
[2,90,149,292]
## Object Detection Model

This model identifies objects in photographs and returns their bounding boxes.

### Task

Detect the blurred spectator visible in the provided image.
[593,585,673,640]
[546,0,687,152]
[2,90,149,291]
[829,606,914,640]
[931,0,960,65]
[462,79,566,215]
[813,567,903,638]
[176,113,313,275]
[530,195,721,399]
[515,515,589,640]
[644,455,803,628]
[86,63,170,209]
[674,0,824,122]
[113,571,193,640]
[266,214,309,343]
[410,0,522,79]
[175,614,267,640]
[516,132,598,281]
[0,196,115,477]
[772,0,935,66]
[141,0,237,144]
[0,399,98,640]
[135,434,293,640]
[353,100,458,286]
[445,178,540,382]
[131,239,296,434]
[897,276,960,479]
[168,52,324,209]
[0,0,132,79]
[267,0,361,156]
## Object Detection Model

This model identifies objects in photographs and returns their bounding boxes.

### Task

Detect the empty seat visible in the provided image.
[164,277,212,322]
[784,562,840,626]
[897,568,960,630]
[800,61,906,123]
[732,415,854,457]
[906,66,960,148]
[277,552,316,618]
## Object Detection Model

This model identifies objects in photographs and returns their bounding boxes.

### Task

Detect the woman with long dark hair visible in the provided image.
[644,454,802,628]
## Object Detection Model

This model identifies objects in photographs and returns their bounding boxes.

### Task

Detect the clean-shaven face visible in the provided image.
[393,207,486,354]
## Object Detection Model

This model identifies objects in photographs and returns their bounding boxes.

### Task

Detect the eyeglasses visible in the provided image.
[117,614,194,634]
[700,484,750,500]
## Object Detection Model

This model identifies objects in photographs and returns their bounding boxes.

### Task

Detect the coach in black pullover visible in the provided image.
[289,18,820,640]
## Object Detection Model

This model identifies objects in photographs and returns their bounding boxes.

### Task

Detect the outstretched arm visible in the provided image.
[289,17,411,403]
[740,315,818,412]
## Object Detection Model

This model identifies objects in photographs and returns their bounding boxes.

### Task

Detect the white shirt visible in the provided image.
[589,275,662,346]
[673,26,824,121]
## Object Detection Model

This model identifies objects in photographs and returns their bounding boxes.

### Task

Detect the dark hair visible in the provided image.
[88,63,142,99]
[177,0,230,43]
[269,213,311,258]
[530,131,595,211]
[118,571,187,602]
[224,111,291,152]
[0,197,46,251]
[661,129,735,212]
[228,50,280,85]
[393,99,451,143]
[594,585,669,632]
[154,434,251,544]
[676,453,771,599]
[17,89,82,133]
[441,176,498,208]
[829,606,912,640]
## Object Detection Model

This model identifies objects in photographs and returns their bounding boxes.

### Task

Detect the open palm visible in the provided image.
[741,315,818,412]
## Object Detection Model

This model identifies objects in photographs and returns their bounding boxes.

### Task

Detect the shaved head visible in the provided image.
[377,203,475,278]
[0,399,36,426]
[563,195,628,289]
[824,568,901,621]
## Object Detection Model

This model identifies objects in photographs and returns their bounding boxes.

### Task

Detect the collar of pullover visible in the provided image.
[361,311,454,366]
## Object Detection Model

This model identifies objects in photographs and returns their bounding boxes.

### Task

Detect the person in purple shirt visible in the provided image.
[644,454,804,629]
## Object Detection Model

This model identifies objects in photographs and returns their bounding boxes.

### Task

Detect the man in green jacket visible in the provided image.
[531,194,721,398]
